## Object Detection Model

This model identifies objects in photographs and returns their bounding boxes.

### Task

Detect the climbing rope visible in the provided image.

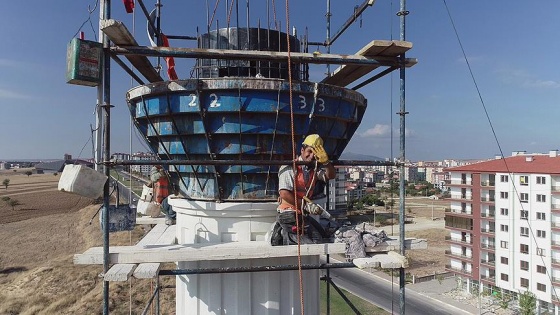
[284,1,305,314]
[209,0,221,28]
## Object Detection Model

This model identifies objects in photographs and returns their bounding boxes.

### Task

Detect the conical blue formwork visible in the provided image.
[127,78,366,202]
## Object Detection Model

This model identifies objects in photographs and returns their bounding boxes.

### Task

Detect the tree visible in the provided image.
[518,290,536,315]
[7,199,20,210]
[1,196,10,202]
[2,178,9,190]
[25,171,32,177]
[53,172,58,176]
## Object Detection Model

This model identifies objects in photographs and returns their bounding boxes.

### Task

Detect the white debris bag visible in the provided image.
[58,164,107,199]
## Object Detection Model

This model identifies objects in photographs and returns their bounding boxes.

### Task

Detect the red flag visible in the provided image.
[161,33,178,80]
[123,0,134,13]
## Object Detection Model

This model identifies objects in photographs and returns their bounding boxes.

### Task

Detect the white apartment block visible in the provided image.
[328,167,348,214]
[445,151,560,314]
[130,152,157,176]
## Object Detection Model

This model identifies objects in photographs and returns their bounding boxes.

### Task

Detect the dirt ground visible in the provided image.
[0,170,175,314]
[0,170,450,313]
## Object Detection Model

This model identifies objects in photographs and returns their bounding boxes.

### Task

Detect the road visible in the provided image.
[327,265,469,315]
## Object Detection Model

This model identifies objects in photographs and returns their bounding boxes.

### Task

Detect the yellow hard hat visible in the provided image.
[302,134,323,149]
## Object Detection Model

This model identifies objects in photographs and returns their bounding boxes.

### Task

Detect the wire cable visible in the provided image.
[71,0,100,40]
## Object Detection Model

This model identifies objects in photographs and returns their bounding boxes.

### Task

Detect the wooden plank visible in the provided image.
[322,40,413,87]
[74,241,347,265]
[104,264,136,281]
[133,263,162,279]
[136,224,176,246]
[136,216,166,225]
[100,19,163,83]
[365,238,427,253]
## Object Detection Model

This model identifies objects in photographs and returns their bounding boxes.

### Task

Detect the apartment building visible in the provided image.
[445,151,560,313]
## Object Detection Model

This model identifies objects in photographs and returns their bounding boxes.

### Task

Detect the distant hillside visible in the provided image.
[339,152,384,161]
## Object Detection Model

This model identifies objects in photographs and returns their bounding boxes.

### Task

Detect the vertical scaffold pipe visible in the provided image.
[100,1,111,314]
[398,0,407,314]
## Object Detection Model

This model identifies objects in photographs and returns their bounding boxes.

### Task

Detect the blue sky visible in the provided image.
[1,1,559,161]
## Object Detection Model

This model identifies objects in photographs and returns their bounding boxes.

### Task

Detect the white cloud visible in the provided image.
[359,124,415,138]
[0,88,34,100]
[360,124,391,137]
[497,67,560,89]
[522,79,560,89]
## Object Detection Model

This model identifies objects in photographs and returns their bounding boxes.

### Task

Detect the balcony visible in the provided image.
[449,194,472,201]
[481,211,496,219]
[480,227,495,235]
[480,181,495,187]
[552,258,560,268]
[480,259,495,267]
[480,274,496,284]
[445,250,472,261]
[445,208,472,217]
[480,243,496,251]
[552,204,560,213]
[445,236,473,246]
[552,186,560,194]
[552,240,560,250]
[552,295,560,306]
[445,264,472,276]
[480,196,495,203]
[447,180,471,186]
[553,223,560,231]
[553,277,560,286]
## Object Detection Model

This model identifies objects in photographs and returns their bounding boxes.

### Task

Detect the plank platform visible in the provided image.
[100,19,163,83]
[102,223,176,281]
[322,40,415,87]
[77,241,347,265]
[365,237,427,253]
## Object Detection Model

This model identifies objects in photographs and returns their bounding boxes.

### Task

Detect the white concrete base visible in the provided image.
[171,199,321,315]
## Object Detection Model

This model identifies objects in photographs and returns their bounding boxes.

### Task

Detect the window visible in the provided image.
[520,210,528,219]
[500,208,509,216]
[500,256,509,265]
[537,283,546,292]
[501,241,508,249]
[500,192,509,199]
[537,265,547,274]
[500,224,509,232]
[537,194,546,202]
[537,230,546,238]
[500,175,509,182]
[520,244,529,254]
[520,278,529,288]
[537,176,546,184]
[520,227,529,236]
[537,212,546,220]
[520,260,529,270]
[520,175,529,186]
[537,248,545,256]
[501,273,509,281]
[520,193,529,203]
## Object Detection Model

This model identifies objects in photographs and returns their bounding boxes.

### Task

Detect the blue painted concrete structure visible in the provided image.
[127,78,366,201]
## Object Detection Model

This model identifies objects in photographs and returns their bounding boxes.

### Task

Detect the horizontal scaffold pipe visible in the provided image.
[109,46,418,67]
[158,262,356,276]
[106,159,398,167]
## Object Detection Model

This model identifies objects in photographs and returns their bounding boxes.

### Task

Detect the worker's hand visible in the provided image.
[312,144,329,164]
[304,197,323,215]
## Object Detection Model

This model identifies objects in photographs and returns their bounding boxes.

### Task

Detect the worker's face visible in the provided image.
[301,146,315,162]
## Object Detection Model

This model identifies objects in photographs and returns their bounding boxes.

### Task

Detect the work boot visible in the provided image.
[165,216,176,225]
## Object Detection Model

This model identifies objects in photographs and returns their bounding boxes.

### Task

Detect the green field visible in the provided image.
[320,281,389,314]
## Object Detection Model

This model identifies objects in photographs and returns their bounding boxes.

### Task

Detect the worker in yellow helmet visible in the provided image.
[272,134,336,245]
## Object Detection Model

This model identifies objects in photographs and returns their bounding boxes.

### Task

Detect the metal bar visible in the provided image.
[106,159,398,167]
[109,46,417,67]
[141,285,160,315]
[398,1,408,314]
[109,54,145,85]
[307,41,328,46]
[136,0,157,35]
[164,35,198,40]
[351,66,398,90]
[158,262,355,276]
[100,1,111,314]
[328,0,376,46]
[323,276,362,315]
[326,253,331,315]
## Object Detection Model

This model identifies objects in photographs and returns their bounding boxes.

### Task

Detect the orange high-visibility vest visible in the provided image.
[154,177,169,204]
[278,165,315,210]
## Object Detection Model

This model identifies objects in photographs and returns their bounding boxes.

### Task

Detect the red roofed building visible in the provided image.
[445,150,560,312]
